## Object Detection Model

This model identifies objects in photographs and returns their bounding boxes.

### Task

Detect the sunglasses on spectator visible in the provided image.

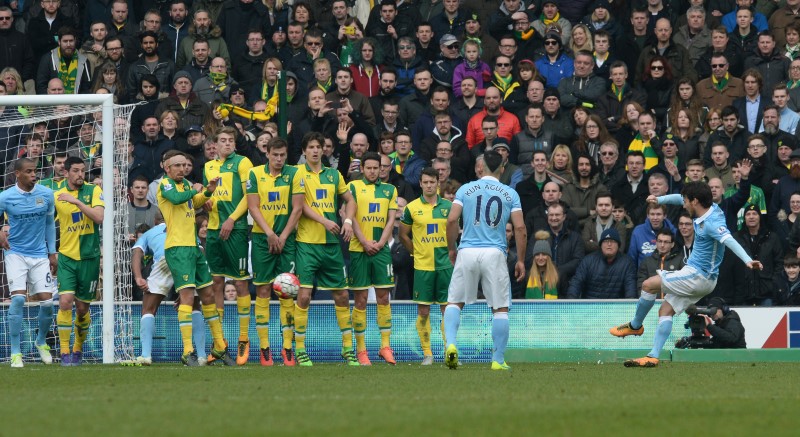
[496,63,511,67]
[650,65,664,70]
[306,41,322,46]
[544,40,559,46]
[398,45,414,50]
[0,16,11,21]
[711,63,727,68]
[600,151,616,156]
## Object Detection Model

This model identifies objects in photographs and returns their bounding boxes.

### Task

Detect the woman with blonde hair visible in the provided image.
[569,24,593,54]
[526,231,559,299]
[262,0,289,34]
[251,57,282,105]
[0,67,24,95]
[548,144,575,184]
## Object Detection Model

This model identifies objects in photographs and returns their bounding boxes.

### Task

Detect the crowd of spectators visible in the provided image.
[5,0,800,306]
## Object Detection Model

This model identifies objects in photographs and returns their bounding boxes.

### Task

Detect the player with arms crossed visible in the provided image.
[610,181,763,367]
[0,158,57,367]
[246,137,303,366]
[53,157,104,366]
[399,167,453,365]
[158,150,234,366]
[292,131,358,367]
[348,152,398,365]
[443,150,527,370]
[132,212,207,365]
[203,126,254,365]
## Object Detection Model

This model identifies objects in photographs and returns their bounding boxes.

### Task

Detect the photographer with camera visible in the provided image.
[703,297,747,348]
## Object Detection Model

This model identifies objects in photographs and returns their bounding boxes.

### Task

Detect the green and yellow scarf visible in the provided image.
[57,48,78,93]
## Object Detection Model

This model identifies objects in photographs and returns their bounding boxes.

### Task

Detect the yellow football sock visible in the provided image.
[377,304,392,349]
[178,304,194,355]
[217,306,224,321]
[416,314,432,356]
[237,295,251,341]
[279,298,295,350]
[255,296,270,349]
[73,313,91,353]
[335,305,353,350]
[294,304,308,350]
[202,304,226,351]
[57,309,72,354]
[352,307,367,353]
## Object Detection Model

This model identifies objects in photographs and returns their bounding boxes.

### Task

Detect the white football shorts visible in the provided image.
[5,253,54,295]
[659,265,717,315]
[447,247,511,310]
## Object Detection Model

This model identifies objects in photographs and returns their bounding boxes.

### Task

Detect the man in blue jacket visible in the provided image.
[567,228,637,299]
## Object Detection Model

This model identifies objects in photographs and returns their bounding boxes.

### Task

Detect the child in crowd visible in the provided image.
[452,39,491,99]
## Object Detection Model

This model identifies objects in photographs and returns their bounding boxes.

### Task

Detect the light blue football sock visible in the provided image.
[9,295,25,355]
[36,301,54,346]
[443,305,461,348]
[140,314,155,358]
[630,292,657,329]
[649,316,673,359]
[491,312,510,363]
[192,311,206,358]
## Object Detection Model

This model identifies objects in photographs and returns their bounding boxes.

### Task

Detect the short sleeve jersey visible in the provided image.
[292,163,348,245]
[400,195,452,271]
[203,152,253,230]
[157,177,210,249]
[54,183,104,260]
[0,184,55,258]
[348,178,397,252]
[453,177,522,252]
[133,223,167,263]
[247,164,298,235]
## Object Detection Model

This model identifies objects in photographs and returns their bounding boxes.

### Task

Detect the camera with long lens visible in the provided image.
[674,304,718,349]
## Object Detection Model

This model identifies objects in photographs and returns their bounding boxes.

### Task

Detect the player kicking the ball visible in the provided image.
[0,158,58,368]
[54,157,104,366]
[442,150,527,370]
[158,151,234,366]
[610,182,762,367]
[246,138,303,366]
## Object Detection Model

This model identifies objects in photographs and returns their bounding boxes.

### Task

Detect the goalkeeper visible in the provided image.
[157,150,234,366]
[53,157,104,366]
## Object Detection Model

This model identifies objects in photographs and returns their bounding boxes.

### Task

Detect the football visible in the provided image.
[273,272,300,299]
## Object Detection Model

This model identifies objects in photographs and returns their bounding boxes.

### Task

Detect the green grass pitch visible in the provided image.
[2,362,799,435]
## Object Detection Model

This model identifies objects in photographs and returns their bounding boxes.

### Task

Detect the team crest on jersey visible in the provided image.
[83,196,90,202]
[227,163,233,169]
[383,190,390,197]
[283,175,290,183]
[441,208,449,216]
[327,174,333,183]
[35,197,44,205]
[183,275,189,281]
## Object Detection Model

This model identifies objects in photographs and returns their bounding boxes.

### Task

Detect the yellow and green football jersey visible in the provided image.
[293,163,348,245]
[54,183,104,260]
[400,195,452,271]
[204,152,253,230]
[157,177,211,249]
[348,178,397,252]
[247,164,298,235]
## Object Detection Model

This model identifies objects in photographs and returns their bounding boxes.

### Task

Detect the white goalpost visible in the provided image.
[0,94,136,364]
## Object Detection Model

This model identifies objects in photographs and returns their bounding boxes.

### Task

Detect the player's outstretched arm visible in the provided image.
[721,237,761,269]
[656,194,684,205]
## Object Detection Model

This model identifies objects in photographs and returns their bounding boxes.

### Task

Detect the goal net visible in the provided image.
[0,95,136,364]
